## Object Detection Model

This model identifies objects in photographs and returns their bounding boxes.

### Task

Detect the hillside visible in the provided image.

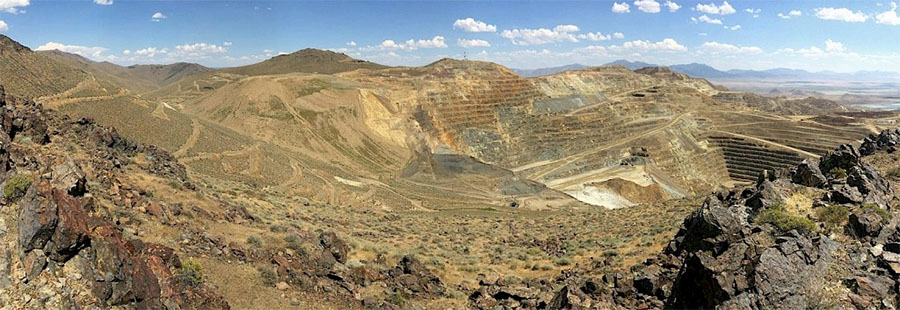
[39,49,212,93]
[513,64,588,77]
[0,35,92,99]
[221,48,389,76]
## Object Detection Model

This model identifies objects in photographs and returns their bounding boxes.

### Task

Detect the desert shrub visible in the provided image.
[816,205,849,233]
[554,257,573,266]
[757,206,816,235]
[888,167,900,178]
[4,174,32,200]
[386,291,407,307]
[829,168,848,179]
[861,204,892,223]
[246,235,263,248]
[257,265,278,287]
[283,234,308,255]
[175,261,204,287]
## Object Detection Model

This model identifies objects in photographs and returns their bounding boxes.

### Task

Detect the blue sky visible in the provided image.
[0,0,898,72]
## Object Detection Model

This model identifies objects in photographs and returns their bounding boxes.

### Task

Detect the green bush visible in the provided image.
[757,207,817,235]
[554,257,573,266]
[175,261,204,287]
[861,204,892,223]
[246,235,263,248]
[257,265,278,287]
[816,205,849,233]
[829,168,848,179]
[3,174,32,200]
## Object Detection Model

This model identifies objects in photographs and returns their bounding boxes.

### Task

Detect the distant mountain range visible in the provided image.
[514,60,900,81]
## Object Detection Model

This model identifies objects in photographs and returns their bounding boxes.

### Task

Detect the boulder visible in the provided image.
[50,159,87,196]
[849,208,885,239]
[45,188,91,262]
[791,159,827,188]
[665,197,747,256]
[860,129,900,156]
[820,144,862,173]
[319,231,350,264]
[18,182,58,254]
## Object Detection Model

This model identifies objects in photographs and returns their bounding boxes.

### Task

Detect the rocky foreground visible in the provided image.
[471,129,900,309]
[3,78,900,309]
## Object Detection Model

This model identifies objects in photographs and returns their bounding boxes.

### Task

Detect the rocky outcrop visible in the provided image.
[860,129,900,156]
[536,129,900,310]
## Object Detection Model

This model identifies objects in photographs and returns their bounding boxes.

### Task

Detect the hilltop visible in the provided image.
[221,48,389,76]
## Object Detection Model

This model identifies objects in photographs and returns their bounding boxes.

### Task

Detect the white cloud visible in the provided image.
[93,0,112,5]
[876,2,900,25]
[35,42,109,58]
[814,7,868,22]
[452,18,497,32]
[223,42,232,47]
[634,0,660,13]
[825,39,845,53]
[577,32,613,41]
[613,32,625,39]
[728,24,741,30]
[134,47,168,57]
[175,42,228,56]
[699,41,762,54]
[362,36,448,51]
[745,8,760,14]
[500,25,580,45]
[151,12,166,21]
[457,38,491,48]
[692,14,723,25]
[664,1,681,12]
[610,38,687,52]
[695,1,735,15]
[778,40,853,57]
[0,20,7,32]
[778,10,802,19]
[0,0,28,14]
[346,41,357,46]
[122,49,131,55]
[612,2,631,13]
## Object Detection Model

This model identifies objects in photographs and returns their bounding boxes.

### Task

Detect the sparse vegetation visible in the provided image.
[816,205,849,233]
[247,235,264,248]
[757,204,817,235]
[861,204,892,223]
[4,174,32,200]
[257,265,278,287]
[829,168,848,179]
[175,261,205,287]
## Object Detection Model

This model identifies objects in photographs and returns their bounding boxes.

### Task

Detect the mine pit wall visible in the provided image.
[708,135,806,182]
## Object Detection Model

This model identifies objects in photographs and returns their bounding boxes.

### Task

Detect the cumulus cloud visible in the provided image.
[814,7,868,22]
[122,49,131,55]
[0,0,28,14]
[612,2,630,13]
[346,41,357,46]
[362,36,448,51]
[778,10,802,19]
[457,38,491,48]
[699,41,762,54]
[452,18,497,32]
[664,1,681,12]
[175,42,228,56]
[578,32,613,41]
[35,42,109,58]
[876,2,900,25]
[634,0,660,13]
[695,1,735,15]
[609,38,687,52]
[0,20,7,32]
[691,14,723,25]
[728,25,741,30]
[151,12,166,21]
[500,25,580,45]
[778,40,851,57]
[93,0,112,5]
[613,32,625,39]
[134,47,167,57]
[825,39,845,53]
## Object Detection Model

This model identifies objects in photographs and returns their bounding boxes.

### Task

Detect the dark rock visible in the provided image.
[45,188,91,262]
[665,197,747,256]
[18,182,59,254]
[746,180,785,211]
[791,159,827,188]
[23,249,48,281]
[820,144,862,173]
[849,208,885,239]
[860,129,900,156]
[390,255,444,295]
[828,184,863,204]
[319,231,350,264]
